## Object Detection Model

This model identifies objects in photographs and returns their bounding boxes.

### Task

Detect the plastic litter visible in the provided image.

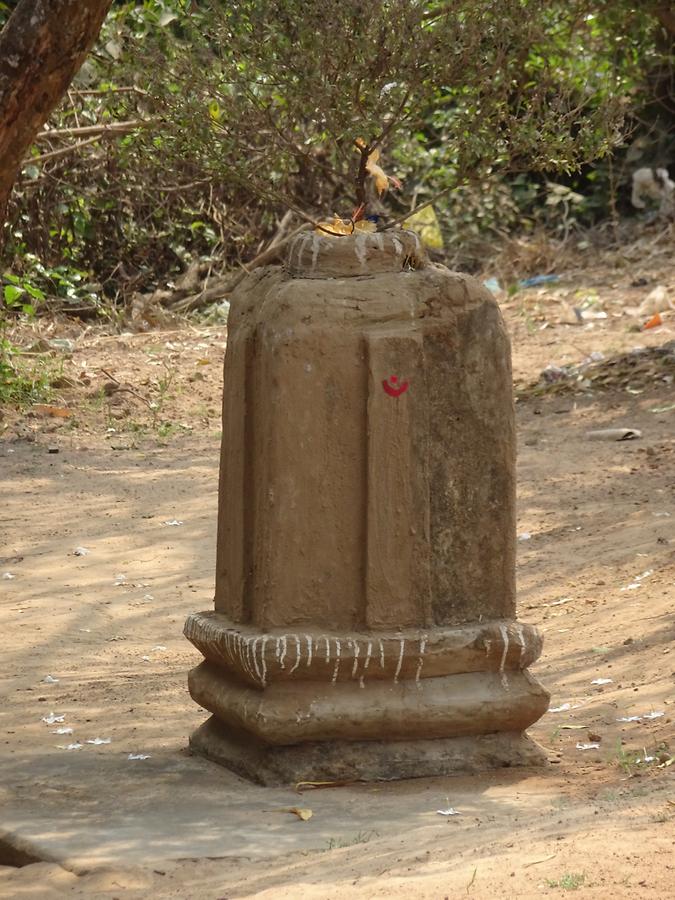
[541,364,570,383]
[114,573,127,586]
[42,713,65,725]
[634,569,653,581]
[437,807,461,816]
[2,572,16,579]
[643,312,663,330]
[576,742,600,750]
[519,274,560,288]
[586,428,641,441]
[73,547,90,556]
[617,711,664,723]
[43,675,59,684]
[86,738,111,745]
[58,743,83,750]
[162,519,184,526]
[141,655,150,661]
[151,645,167,651]
[518,532,532,541]
[483,277,501,295]
[576,308,608,321]
[591,678,613,686]
[47,338,76,353]
[547,702,582,713]
[128,753,151,760]
[53,727,73,735]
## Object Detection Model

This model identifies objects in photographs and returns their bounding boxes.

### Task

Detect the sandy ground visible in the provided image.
[1,247,674,898]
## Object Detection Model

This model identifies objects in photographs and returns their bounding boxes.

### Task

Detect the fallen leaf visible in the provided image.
[367,158,389,195]
[315,216,353,236]
[403,204,443,250]
[33,404,72,418]
[280,806,313,821]
[355,138,401,196]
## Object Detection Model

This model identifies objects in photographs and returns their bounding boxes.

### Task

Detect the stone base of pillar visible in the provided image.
[184,612,550,784]
[190,716,549,786]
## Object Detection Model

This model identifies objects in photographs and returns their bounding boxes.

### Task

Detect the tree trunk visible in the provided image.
[653,6,675,39]
[0,0,113,242]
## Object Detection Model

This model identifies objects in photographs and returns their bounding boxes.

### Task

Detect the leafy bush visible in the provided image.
[2,0,673,317]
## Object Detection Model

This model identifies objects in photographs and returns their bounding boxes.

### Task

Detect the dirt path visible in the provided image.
[1,256,674,898]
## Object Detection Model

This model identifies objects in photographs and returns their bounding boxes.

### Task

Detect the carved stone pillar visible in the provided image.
[184,230,549,784]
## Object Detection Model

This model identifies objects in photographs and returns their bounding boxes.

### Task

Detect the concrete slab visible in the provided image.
[0,742,551,873]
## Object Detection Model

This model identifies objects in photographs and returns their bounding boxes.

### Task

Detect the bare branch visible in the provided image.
[35,119,147,141]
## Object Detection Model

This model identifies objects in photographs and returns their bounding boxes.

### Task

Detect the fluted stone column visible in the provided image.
[184,229,549,785]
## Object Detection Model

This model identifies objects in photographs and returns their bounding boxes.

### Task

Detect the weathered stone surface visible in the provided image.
[190,717,549,787]
[214,249,515,630]
[286,229,426,278]
[185,612,544,687]
[187,229,549,783]
[188,660,549,745]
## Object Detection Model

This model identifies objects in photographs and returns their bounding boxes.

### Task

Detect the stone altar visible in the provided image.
[184,228,549,785]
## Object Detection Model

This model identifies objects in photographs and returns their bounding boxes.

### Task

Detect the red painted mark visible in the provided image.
[382,375,409,397]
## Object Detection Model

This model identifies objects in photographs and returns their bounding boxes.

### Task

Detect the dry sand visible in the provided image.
[1,253,674,898]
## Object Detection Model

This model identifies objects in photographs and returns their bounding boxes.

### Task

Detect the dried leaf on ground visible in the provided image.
[279,806,313,821]
[32,404,72,418]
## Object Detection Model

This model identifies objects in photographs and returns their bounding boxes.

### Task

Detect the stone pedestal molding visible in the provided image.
[185,229,549,784]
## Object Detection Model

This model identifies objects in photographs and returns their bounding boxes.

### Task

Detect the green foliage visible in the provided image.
[0,332,53,406]
[3,252,103,315]
[324,830,377,850]
[546,873,586,890]
[1,0,673,321]
[0,262,62,406]
[142,1,629,214]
